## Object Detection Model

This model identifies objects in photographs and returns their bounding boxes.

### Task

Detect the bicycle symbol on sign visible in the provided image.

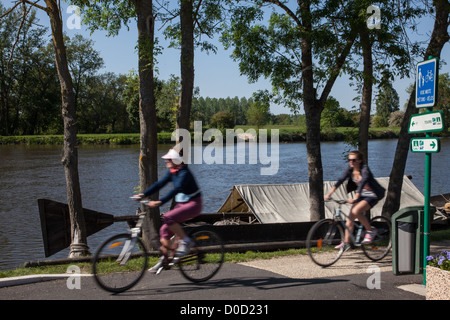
[418,68,434,88]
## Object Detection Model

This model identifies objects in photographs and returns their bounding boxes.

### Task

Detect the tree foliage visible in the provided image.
[374,76,400,127]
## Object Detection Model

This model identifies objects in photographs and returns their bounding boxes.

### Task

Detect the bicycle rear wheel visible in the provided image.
[306,219,345,267]
[362,216,392,261]
[179,229,224,283]
[92,233,148,293]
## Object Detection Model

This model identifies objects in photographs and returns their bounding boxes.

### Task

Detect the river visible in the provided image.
[0,139,449,270]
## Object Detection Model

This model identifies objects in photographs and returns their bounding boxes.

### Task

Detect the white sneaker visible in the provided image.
[175,239,194,257]
[148,256,167,273]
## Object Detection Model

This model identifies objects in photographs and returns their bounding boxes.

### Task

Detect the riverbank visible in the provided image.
[0,127,405,145]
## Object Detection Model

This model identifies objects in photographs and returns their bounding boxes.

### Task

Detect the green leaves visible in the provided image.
[72,0,136,36]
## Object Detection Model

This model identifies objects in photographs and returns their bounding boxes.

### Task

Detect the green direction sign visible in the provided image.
[411,137,440,153]
[408,110,444,133]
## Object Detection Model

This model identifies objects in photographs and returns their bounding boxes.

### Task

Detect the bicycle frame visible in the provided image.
[330,201,365,247]
[307,198,392,268]
[116,208,146,265]
[92,200,224,293]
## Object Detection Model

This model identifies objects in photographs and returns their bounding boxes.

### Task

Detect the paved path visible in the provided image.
[0,261,423,300]
[1,241,448,305]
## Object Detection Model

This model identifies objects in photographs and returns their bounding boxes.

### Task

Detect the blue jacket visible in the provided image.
[143,166,200,204]
[334,164,385,199]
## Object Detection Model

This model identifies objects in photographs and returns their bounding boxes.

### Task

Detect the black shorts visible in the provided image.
[357,195,379,208]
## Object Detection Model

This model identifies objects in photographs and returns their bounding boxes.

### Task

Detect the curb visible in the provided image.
[0,274,92,289]
[397,284,426,296]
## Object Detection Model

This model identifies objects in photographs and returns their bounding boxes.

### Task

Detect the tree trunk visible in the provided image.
[298,0,357,220]
[382,0,449,217]
[358,29,373,164]
[299,0,325,221]
[45,0,88,257]
[305,102,325,221]
[135,0,161,250]
[178,0,194,133]
[177,0,194,163]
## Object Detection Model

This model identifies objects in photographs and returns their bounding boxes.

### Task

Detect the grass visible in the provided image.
[0,248,309,278]
[429,227,450,242]
[0,126,405,145]
[1,228,449,279]
[0,132,175,145]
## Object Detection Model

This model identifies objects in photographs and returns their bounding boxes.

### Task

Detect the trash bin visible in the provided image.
[392,206,435,275]
[397,221,417,273]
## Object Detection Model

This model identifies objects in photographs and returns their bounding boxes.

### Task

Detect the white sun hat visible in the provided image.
[161,148,183,163]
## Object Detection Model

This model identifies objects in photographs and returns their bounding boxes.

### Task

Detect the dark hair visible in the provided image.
[349,150,364,163]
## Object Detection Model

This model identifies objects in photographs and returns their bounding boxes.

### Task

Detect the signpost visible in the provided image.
[411,57,442,286]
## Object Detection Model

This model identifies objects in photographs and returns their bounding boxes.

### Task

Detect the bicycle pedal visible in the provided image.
[170,257,180,265]
[156,266,164,275]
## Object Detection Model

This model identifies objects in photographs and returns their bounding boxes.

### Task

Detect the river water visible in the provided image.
[0,139,449,270]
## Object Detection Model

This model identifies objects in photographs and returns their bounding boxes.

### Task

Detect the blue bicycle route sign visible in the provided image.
[416,58,438,108]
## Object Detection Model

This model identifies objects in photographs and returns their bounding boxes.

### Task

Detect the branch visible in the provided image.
[0,1,22,19]
[7,2,34,69]
[318,32,357,109]
[262,0,302,27]
[20,0,50,13]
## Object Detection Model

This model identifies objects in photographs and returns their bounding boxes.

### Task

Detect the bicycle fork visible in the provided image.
[117,227,140,265]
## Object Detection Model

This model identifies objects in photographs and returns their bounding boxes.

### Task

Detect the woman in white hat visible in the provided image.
[134,146,202,272]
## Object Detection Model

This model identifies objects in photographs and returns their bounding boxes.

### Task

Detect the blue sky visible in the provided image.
[4,0,449,115]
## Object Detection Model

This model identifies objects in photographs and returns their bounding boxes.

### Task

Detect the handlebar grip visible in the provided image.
[325,198,348,205]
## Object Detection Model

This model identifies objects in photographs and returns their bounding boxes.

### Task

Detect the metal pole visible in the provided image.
[422,57,438,286]
[422,107,432,285]
[423,150,431,285]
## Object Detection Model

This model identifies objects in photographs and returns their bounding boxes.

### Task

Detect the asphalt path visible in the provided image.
[4,241,448,314]
[0,261,424,301]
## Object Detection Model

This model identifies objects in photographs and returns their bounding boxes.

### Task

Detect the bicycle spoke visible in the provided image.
[92,234,148,293]
[362,216,392,261]
[307,219,345,267]
[179,229,224,282]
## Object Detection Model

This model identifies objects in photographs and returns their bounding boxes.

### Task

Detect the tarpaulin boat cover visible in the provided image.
[216,176,425,223]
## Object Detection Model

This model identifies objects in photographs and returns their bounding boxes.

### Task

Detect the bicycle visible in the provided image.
[92,200,225,293]
[306,198,392,267]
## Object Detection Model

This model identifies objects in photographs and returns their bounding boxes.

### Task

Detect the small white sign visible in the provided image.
[411,138,440,153]
[408,111,444,133]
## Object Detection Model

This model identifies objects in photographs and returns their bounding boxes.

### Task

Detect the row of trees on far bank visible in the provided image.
[4,4,449,136]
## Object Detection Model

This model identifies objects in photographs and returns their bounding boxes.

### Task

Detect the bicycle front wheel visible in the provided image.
[306,219,345,267]
[362,216,392,261]
[179,229,224,283]
[92,233,148,293]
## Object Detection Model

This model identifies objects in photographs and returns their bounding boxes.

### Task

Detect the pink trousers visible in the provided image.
[159,196,202,240]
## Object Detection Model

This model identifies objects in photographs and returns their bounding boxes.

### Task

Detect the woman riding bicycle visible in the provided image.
[324,150,385,249]
[134,146,202,272]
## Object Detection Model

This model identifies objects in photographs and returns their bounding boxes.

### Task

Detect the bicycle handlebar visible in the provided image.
[130,196,149,204]
[325,198,348,205]
[130,196,150,205]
